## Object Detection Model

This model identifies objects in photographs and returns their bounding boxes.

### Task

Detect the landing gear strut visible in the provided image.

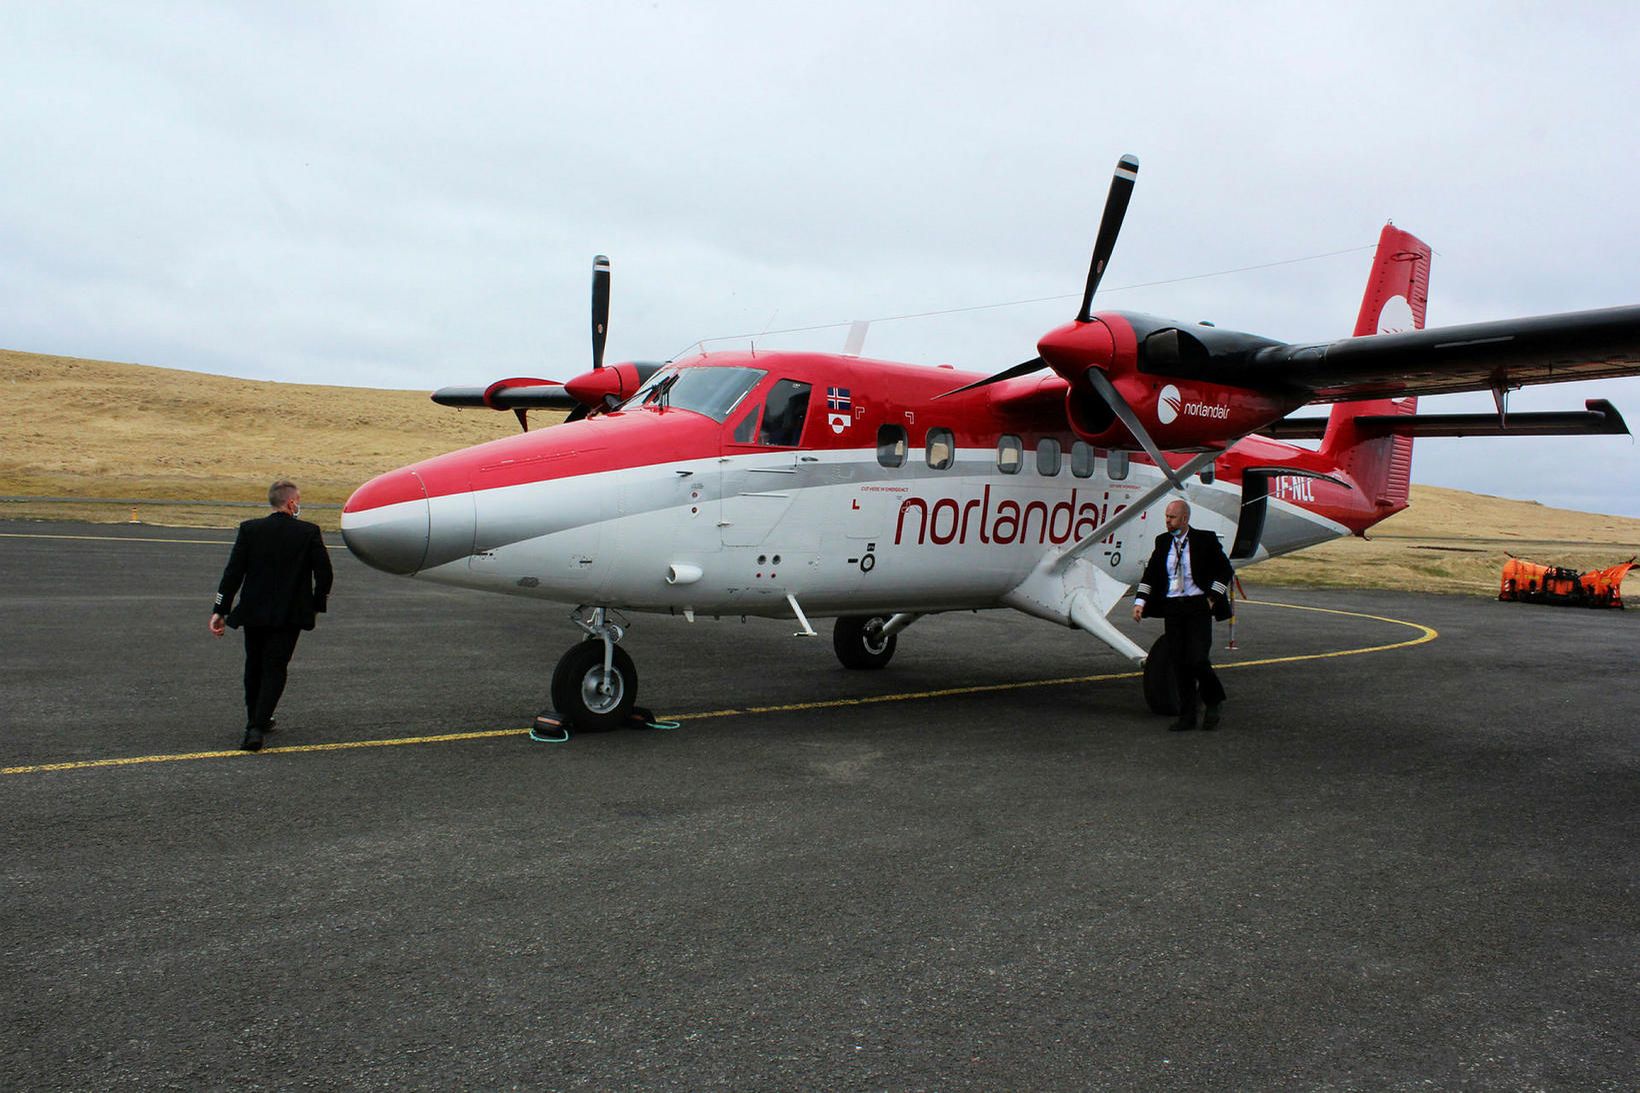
[550,607,639,731]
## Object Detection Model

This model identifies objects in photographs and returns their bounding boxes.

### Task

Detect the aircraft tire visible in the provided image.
[1142,634,1179,715]
[550,641,638,731]
[833,615,896,670]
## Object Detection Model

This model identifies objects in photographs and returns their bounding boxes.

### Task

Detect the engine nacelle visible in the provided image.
[565,361,647,407]
[1039,312,1299,452]
[1067,374,1292,450]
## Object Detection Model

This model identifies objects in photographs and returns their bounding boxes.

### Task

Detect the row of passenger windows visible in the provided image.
[875,425,1132,479]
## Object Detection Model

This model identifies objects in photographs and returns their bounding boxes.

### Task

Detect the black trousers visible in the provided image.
[1163,596,1225,719]
[242,625,302,730]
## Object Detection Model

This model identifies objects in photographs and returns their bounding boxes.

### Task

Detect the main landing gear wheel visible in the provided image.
[833,615,896,670]
[1142,633,1179,716]
[550,642,639,732]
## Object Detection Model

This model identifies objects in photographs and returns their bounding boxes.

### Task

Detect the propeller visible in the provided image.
[1077,154,1139,322]
[935,356,1045,400]
[933,154,1186,489]
[936,154,1140,401]
[565,255,615,422]
[591,254,610,371]
[431,253,628,429]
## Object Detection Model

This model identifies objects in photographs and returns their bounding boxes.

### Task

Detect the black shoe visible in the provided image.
[240,728,264,752]
[1168,718,1196,732]
[1202,705,1221,730]
[263,719,277,733]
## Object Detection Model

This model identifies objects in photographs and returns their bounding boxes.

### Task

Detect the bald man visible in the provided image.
[1131,499,1234,731]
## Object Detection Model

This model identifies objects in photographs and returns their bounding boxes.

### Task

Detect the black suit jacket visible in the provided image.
[213,512,334,630]
[1134,527,1234,621]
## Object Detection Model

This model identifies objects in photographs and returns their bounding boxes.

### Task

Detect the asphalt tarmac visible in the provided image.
[3,519,1637,1089]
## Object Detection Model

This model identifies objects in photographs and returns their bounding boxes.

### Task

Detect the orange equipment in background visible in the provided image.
[1499,556,1636,608]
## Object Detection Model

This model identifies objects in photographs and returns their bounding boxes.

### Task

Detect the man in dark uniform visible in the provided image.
[1131,499,1234,732]
[209,479,333,751]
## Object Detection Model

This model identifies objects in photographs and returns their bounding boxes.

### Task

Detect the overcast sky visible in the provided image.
[5,2,1638,515]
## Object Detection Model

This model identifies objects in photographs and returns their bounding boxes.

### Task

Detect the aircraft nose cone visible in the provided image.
[341,468,430,575]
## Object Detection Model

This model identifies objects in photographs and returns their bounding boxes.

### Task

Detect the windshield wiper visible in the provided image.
[651,371,680,410]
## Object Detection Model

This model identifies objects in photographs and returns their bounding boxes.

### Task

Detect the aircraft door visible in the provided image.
[718,378,810,547]
[1231,473,1268,560]
[844,423,903,542]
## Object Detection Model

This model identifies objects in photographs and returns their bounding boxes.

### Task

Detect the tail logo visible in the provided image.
[1376,294,1416,335]
[1158,384,1182,425]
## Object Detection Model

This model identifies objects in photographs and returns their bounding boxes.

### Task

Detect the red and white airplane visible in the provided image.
[341,157,1640,728]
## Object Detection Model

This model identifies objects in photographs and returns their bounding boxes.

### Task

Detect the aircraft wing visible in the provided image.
[432,381,579,411]
[1227,305,1640,403]
[1263,398,1630,439]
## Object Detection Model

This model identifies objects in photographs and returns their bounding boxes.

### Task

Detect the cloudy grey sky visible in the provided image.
[5,1,1638,514]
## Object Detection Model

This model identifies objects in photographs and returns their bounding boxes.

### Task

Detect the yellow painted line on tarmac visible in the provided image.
[0,531,351,549]
[3,599,1436,777]
[2,729,525,775]
[0,531,234,546]
[1225,598,1440,665]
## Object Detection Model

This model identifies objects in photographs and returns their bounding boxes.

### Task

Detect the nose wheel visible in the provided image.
[550,607,640,731]
[551,642,638,731]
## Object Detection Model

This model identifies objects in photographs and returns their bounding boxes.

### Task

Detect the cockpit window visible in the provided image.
[622,365,766,422]
[757,380,811,446]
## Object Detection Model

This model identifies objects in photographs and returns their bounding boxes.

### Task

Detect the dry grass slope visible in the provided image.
[5,347,1637,595]
[3,347,536,525]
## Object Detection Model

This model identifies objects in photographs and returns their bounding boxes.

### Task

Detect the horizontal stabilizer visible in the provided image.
[1263,399,1628,440]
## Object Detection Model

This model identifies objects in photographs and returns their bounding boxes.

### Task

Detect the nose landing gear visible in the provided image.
[550,606,640,731]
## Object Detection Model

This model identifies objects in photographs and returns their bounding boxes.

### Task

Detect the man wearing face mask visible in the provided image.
[209,479,333,751]
[1131,498,1234,732]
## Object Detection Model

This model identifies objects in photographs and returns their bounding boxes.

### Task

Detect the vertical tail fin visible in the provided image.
[1320,224,1433,518]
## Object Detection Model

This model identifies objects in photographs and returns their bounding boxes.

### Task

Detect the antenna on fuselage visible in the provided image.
[843,320,870,357]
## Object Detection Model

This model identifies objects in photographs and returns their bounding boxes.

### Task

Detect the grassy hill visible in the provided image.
[4,347,1637,595]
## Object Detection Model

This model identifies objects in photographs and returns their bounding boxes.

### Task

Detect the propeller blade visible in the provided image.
[591,254,610,370]
[1076,154,1139,323]
[1084,367,1184,490]
[934,357,1046,400]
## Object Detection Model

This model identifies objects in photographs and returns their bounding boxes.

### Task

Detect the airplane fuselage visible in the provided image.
[342,349,1365,626]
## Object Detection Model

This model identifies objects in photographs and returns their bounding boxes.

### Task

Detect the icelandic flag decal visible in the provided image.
[827,386,852,434]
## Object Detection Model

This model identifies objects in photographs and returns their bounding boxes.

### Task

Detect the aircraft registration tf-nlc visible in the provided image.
[341,156,1640,729]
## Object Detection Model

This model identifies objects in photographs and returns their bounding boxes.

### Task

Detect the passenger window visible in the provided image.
[1071,441,1095,478]
[1200,464,1215,484]
[926,428,955,470]
[877,424,907,468]
[1108,449,1129,480]
[757,379,811,446]
[997,434,1022,474]
[1036,438,1062,476]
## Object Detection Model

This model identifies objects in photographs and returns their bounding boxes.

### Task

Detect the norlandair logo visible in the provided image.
[1157,383,1228,425]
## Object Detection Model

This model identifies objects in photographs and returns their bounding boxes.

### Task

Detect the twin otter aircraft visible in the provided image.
[342,157,1640,728]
